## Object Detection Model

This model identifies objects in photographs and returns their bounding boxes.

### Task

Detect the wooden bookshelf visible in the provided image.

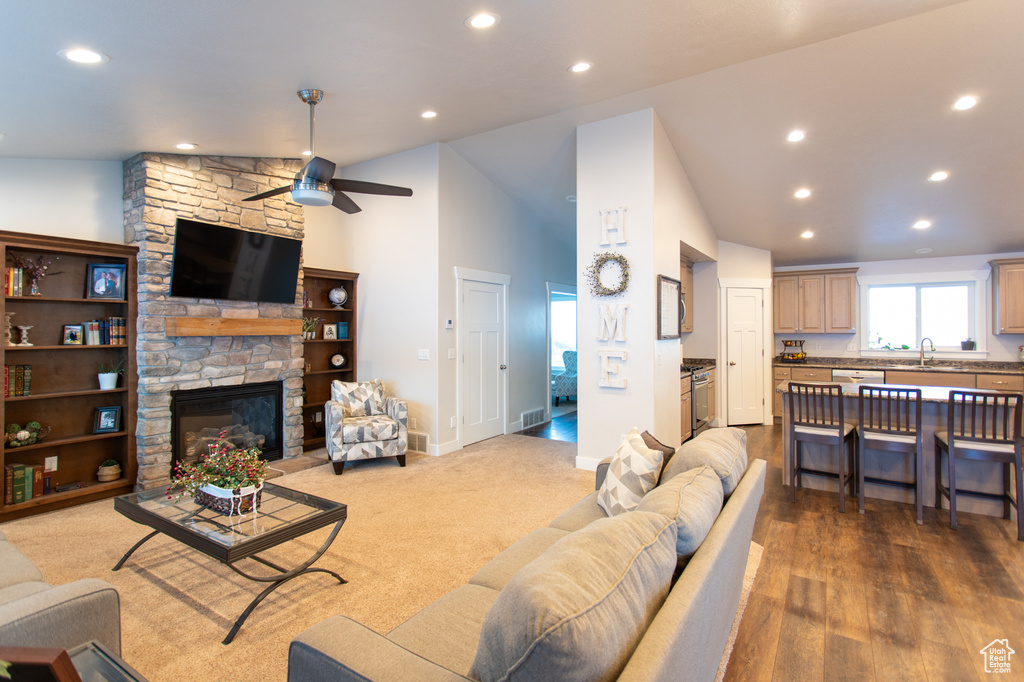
[302,267,358,452]
[1,231,138,521]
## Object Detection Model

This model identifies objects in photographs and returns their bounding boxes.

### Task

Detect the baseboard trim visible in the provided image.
[430,439,461,457]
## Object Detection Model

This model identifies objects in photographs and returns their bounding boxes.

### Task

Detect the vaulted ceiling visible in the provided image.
[3,0,1021,265]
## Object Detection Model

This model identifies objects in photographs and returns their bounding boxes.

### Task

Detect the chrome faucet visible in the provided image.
[920,337,935,366]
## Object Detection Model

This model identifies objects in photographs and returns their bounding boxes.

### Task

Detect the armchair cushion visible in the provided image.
[343,415,399,444]
[331,380,386,417]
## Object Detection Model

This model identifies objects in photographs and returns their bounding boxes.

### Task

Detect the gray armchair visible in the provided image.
[325,379,408,475]
[553,350,577,406]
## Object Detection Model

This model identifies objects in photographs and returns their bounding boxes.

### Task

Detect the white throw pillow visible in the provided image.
[597,427,664,516]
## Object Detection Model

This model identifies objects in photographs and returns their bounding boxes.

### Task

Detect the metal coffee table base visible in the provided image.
[113,520,347,644]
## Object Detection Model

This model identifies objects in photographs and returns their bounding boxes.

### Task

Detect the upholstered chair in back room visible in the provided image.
[325,379,408,475]
[553,350,577,407]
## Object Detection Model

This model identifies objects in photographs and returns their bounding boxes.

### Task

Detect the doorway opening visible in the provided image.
[524,283,577,443]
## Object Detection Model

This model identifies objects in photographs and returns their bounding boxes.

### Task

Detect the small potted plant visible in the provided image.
[97,459,122,482]
[98,360,123,390]
[167,431,269,515]
[961,338,976,351]
[301,316,323,340]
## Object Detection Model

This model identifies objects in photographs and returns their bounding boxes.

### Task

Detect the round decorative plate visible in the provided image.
[330,353,346,368]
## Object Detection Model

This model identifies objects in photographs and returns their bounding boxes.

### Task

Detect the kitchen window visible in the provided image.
[860,270,986,352]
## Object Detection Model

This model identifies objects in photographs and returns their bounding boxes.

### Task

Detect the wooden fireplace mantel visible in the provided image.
[165,317,302,337]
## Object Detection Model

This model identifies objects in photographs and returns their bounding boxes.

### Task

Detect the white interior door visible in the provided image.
[726,288,765,425]
[461,279,506,445]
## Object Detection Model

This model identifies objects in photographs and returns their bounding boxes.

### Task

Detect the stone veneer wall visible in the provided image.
[123,153,307,489]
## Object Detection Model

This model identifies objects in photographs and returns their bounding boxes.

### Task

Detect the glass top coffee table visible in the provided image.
[113,483,347,644]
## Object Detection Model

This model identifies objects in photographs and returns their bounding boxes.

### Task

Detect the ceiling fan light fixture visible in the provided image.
[291,180,334,207]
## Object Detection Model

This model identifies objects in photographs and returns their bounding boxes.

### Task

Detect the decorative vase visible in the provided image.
[28,279,41,296]
[97,463,121,482]
[304,330,316,340]
[195,482,264,515]
[98,372,118,390]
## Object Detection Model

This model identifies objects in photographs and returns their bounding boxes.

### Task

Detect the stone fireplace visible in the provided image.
[123,153,307,490]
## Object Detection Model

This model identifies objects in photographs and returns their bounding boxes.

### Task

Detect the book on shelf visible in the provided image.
[29,464,44,498]
[4,463,17,504]
[9,464,27,504]
[82,317,127,346]
[6,267,24,296]
[5,364,31,397]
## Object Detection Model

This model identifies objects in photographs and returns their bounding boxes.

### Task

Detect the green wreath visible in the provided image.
[585,252,630,297]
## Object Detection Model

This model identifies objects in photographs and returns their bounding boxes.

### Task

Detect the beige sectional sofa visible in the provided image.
[289,428,766,682]
[0,529,121,653]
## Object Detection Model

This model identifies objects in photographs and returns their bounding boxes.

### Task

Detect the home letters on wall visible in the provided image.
[593,206,630,389]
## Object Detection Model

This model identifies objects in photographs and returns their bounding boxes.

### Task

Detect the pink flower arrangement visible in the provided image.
[167,430,268,500]
[9,253,62,283]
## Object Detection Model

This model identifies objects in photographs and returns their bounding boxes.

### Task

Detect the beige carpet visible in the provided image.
[0,435,591,682]
[716,541,763,681]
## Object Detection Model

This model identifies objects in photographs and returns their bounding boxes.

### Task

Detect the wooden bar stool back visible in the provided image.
[934,389,1024,541]
[788,382,858,512]
[857,386,923,522]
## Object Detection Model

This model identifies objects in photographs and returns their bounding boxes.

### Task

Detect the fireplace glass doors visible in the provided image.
[170,381,283,467]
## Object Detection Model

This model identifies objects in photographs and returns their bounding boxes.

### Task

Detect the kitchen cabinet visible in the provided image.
[707,368,716,423]
[680,260,693,333]
[773,268,857,334]
[790,367,832,382]
[977,374,1024,392]
[681,376,692,443]
[773,366,792,419]
[991,258,1024,334]
[884,370,976,389]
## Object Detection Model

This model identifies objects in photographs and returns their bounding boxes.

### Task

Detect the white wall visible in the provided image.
[303,145,442,442]
[437,144,574,451]
[774,251,1024,362]
[0,159,124,244]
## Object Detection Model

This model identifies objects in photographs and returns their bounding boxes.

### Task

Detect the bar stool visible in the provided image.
[858,386,923,523]
[788,382,858,512]
[934,390,1024,541]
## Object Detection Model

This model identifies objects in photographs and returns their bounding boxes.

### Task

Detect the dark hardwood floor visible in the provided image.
[520,409,577,443]
[726,425,1024,681]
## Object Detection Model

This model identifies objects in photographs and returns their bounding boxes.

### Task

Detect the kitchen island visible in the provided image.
[777,381,1018,519]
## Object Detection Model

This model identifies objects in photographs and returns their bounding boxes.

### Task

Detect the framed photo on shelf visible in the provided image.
[86,263,126,300]
[323,324,337,340]
[656,275,681,340]
[93,405,122,434]
[62,324,84,345]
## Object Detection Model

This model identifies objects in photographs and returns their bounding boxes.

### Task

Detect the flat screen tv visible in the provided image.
[169,217,301,304]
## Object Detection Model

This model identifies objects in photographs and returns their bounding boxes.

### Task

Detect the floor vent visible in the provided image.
[522,408,546,429]
[408,431,428,453]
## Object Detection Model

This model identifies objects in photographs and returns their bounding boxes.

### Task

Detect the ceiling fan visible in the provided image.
[238,89,413,214]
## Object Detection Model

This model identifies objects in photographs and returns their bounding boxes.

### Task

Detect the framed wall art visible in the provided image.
[657,275,681,340]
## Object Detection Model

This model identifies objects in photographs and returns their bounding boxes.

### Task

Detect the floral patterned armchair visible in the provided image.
[325,379,408,475]
[553,350,577,406]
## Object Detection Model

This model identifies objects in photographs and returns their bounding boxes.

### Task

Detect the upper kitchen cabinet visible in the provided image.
[991,258,1024,334]
[773,268,857,334]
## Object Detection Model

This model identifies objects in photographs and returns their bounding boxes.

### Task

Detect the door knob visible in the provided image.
[729,361,736,366]
[500,364,507,370]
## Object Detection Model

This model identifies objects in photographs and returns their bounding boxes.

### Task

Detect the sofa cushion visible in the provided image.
[470,510,677,682]
[641,430,677,476]
[388,584,499,677]
[0,580,52,607]
[597,428,664,516]
[661,427,748,495]
[330,379,385,417]
[636,465,723,557]
[342,415,398,444]
[0,540,45,590]
[547,491,605,532]
[469,528,569,591]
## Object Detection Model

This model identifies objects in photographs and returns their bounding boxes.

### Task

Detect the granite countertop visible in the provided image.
[774,356,1024,376]
[775,380,1014,403]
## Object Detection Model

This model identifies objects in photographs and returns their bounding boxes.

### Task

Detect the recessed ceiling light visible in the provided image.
[175,142,198,150]
[465,13,500,29]
[58,48,110,64]
[569,62,592,73]
[301,150,312,156]
[916,248,933,254]
[953,95,977,111]
[787,130,806,142]
[421,110,437,119]
[566,195,577,203]
[929,170,949,182]
[801,230,814,239]
[913,219,932,230]
[794,188,811,199]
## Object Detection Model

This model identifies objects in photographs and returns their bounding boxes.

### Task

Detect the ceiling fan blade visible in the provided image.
[332,191,362,214]
[302,156,337,182]
[243,185,294,202]
[330,178,413,197]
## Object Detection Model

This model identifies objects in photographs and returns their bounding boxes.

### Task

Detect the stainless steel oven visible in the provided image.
[692,369,711,436]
